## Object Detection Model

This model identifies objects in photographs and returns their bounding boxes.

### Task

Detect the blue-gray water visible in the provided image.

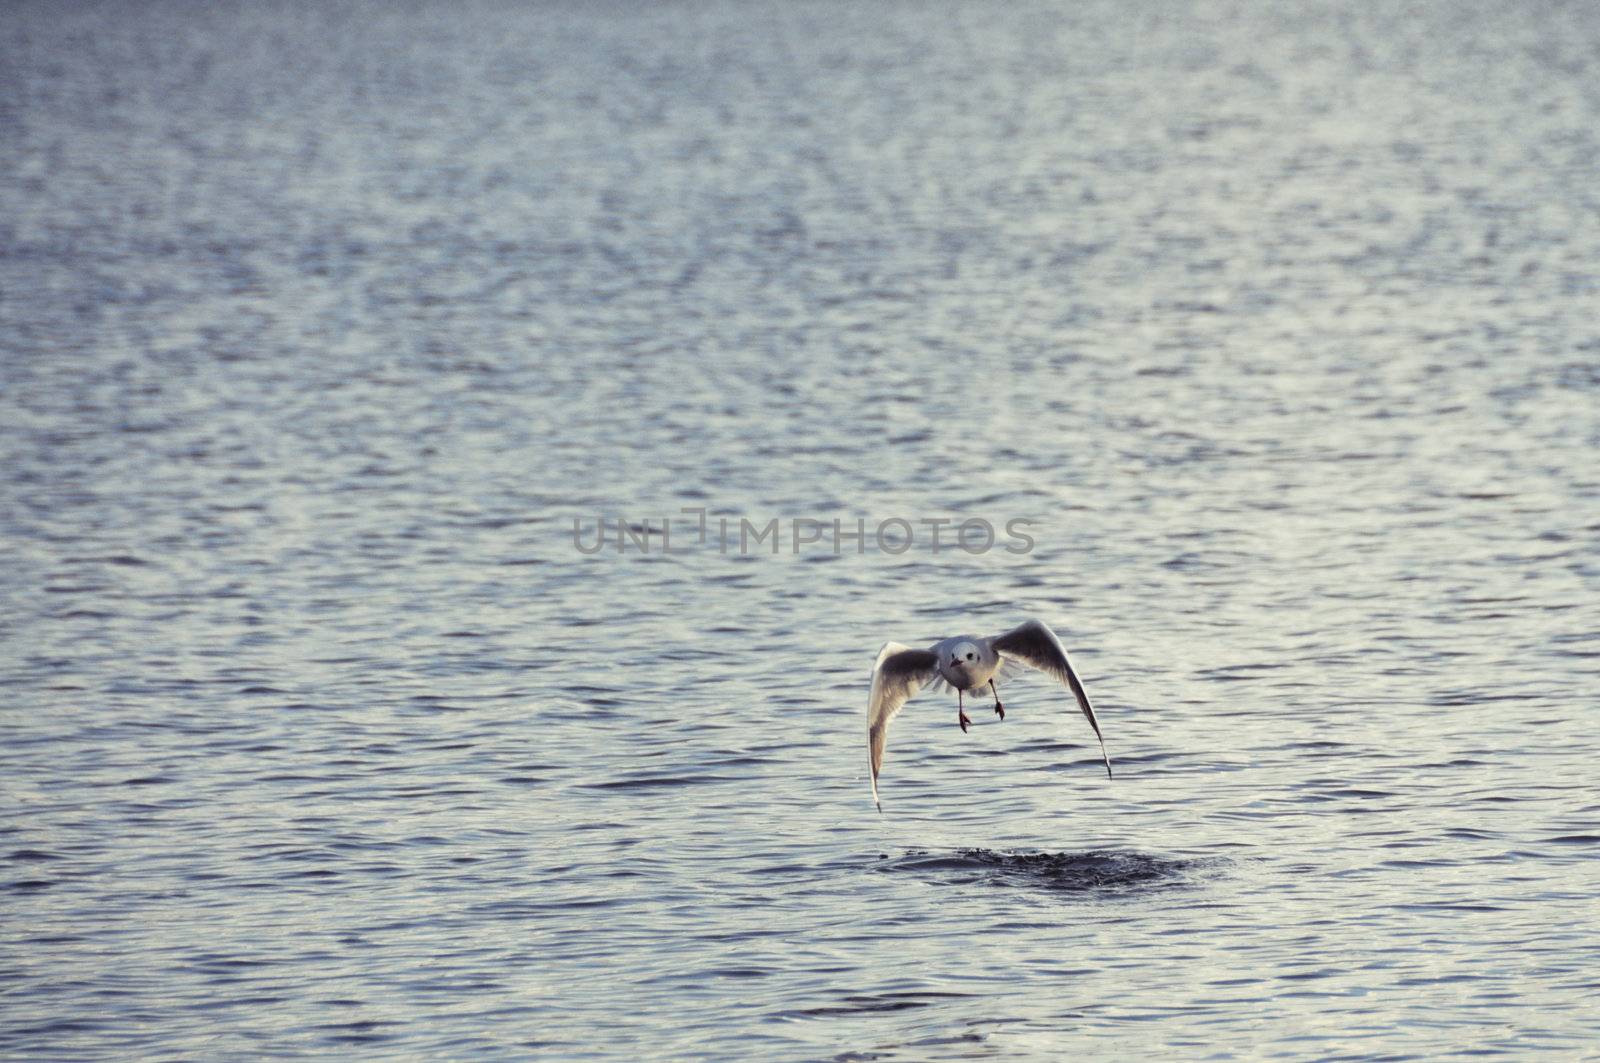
[4,1,1599,1058]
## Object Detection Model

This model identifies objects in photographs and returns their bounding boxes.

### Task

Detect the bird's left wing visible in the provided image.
[990,619,1112,779]
[867,642,940,811]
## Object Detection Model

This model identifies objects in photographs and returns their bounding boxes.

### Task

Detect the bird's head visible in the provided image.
[948,641,981,670]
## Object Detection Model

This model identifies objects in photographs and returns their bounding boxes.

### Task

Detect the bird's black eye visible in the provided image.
[966,653,975,660]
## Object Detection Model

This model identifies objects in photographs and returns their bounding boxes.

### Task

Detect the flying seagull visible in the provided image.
[867,618,1111,810]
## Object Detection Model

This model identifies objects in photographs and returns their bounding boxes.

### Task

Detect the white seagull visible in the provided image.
[867,619,1111,810]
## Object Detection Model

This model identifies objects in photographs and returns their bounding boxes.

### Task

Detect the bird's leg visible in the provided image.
[958,688,971,733]
[990,679,1004,720]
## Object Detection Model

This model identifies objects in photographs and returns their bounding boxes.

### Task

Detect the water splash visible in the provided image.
[876,848,1200,895]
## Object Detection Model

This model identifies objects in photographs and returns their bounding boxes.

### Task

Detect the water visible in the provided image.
[3,0,1599,1057]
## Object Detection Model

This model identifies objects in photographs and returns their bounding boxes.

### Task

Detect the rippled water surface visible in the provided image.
[4,1,1600,1058]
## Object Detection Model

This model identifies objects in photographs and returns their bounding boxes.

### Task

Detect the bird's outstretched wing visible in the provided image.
[867,642,939,810]
[990,619,1112,778]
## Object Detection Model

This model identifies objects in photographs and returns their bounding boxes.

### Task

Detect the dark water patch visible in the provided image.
[1394,901,1509,913]
[466,897,627,918]
[792,990,973,1018]
[877,849,1199,895]
[7,849,64,862]
[186,955,279,973]
[651,965,775,984]
[1441,827,1503,841]
[582,774,736,791]
[747,861,816,877]
[702,753,773,768]
[1161,550,1257,572]
[1314,788,1399,800]
[316,1020,400,1044]
[1379,858,1458,869]
[4,1019,109,1038]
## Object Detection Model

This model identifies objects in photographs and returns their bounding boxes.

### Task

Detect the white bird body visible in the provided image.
[930,635,1001,692]
[867,619,1111,810]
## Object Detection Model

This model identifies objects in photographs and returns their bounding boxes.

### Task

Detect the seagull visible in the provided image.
[867,618,1111,810]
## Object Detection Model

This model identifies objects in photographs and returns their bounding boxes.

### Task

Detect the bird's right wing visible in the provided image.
[990,619,1111,778]
[867,642,939,811]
